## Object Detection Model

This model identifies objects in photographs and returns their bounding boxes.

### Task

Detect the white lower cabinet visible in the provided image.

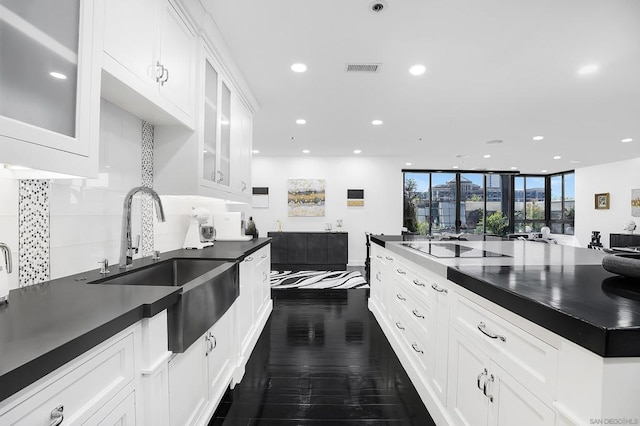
[448,328,555,426]
[168,307,234,426]
[0,322,141,425]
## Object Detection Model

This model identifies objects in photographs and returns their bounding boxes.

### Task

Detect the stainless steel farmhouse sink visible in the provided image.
[90,258,239,352]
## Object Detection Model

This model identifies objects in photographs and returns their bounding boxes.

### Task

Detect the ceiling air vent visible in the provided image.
[345,63,381,73]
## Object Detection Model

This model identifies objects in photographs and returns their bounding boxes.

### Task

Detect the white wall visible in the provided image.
[575,157,640,248]
[250,156,404,265]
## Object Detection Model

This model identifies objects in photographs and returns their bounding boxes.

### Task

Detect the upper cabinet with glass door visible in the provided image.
[0,0,101,178]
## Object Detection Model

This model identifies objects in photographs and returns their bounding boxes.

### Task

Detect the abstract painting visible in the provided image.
[288,179,325,216]
[347,189,364,207]
[632,189,640,217]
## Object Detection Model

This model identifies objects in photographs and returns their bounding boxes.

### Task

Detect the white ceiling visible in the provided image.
[207,0,640,174]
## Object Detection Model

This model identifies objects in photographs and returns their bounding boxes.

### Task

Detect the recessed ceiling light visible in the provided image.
[252,150,260,154]
[409,65,426,76]
[533,136,544,141]
[621,138,633,143]
[371,120,383,126]
[455,154,469,158]
[49,71,67,79]
[553,155,562,160]
[296,119,306,125]
[510,166,518,170]
[578,64,599,75]
[354,149,362,154]
[483,154,491,158]
[291,63,307,73]
[302,149,310,154]
[485,139,503,145]
[452,165,459,169]
[405,162,412,166]
[541,169,548,173]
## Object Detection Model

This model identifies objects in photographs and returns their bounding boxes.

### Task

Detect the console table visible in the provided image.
[610,233,640,248]
[267,232,348,270]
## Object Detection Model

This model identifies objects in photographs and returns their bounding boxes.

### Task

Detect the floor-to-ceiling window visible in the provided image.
[549,171,575,235]
[514,175,546,233]
[404,171,512,236]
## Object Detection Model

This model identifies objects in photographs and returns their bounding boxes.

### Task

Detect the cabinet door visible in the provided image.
[256,247,271,309]
[87,388,136,426]
[157,1,194,116]
[207,313,231,401]
[168,337,208,426]
[238,255,255,355]
[230,96,252,195]
[327,233,348,265]
[0,0,100,175]
[447,329,490,426]
[488,363,555,426]
[269,233,288,265]
[307,234,328,265]
[288,234,308,264]
[202,58,219,185]
[103,0,157,87]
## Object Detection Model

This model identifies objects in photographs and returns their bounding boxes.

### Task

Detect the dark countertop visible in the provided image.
[0,238,270,402]
[448,265,640,357]
[371,235,640,357]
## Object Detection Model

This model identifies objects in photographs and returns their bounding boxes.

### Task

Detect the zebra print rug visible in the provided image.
[270,270,369,290]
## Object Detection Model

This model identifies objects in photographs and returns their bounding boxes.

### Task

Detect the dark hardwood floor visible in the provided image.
[209,289,435,425]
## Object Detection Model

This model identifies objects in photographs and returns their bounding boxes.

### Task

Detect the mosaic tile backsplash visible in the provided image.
[141,120,155,257]
[18,179,50,286]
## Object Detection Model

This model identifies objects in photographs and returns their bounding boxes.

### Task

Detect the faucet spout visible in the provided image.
[0,242,12,274]
[119,187,166,269]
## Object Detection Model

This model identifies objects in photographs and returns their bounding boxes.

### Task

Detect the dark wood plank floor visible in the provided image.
[209,289,435,425]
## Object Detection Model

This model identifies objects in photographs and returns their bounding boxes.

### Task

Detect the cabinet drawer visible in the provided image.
[453,295,558,398]
[1,332,135,424]
[392,308,434,379]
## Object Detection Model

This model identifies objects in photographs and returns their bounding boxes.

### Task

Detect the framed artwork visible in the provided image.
[252,187,269,208]
[595,193,610,210]
[288,179,325,216]
[632,189,640,217]
[347,189,364,207]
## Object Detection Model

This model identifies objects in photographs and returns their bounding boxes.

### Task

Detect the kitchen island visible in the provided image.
[0,238,271,425]
[369,235,640,426]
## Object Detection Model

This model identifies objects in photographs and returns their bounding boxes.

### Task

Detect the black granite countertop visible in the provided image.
[448,265,640,357]
[0,238,270,402]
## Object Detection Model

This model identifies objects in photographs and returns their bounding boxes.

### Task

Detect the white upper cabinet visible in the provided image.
[154,40,254,203]
[102,0,195,128]
[0,0,101,177]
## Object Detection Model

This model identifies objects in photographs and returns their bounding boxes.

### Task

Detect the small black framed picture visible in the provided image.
[595,193,610,210]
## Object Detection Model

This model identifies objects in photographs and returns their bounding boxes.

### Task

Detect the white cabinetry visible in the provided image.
[102,0,195,127]
[0,321,143,425]
[234,245,272,384]
[154,41,254,203]
[448,328,555,426]
[0,0,101,177]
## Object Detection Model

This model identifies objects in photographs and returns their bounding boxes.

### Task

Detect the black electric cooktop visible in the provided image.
[400,242,511,258]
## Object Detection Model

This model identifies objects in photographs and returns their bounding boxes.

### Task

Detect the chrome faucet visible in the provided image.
[119,187,166,269]
[0,242,12,274]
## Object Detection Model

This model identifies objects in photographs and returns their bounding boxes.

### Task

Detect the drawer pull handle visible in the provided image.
[245,256,253,262]
[483,374,495,402]
[376,272,382,281]
[412,279,425,287]
[396,293,406,301]
[477,322,506,342]
[477,368,488,390]
[411,343,424,354]
[385,256,394,261]
[261,254,268,259]
[431,283,448,293]
[395,321,405,330]
[376,255,382,259]
[396,269,406,275]
[50,405,64,426]
[412,309,425,319]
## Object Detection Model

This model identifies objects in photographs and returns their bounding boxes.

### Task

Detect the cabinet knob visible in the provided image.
[49,405,64,426]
